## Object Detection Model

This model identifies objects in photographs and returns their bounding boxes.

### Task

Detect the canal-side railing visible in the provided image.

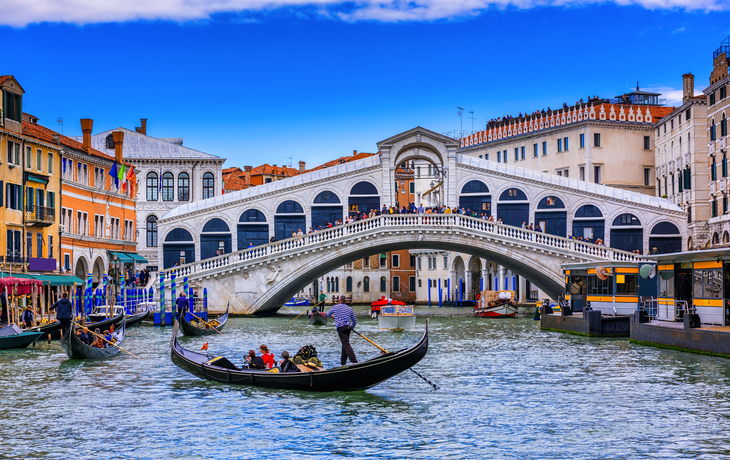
[161,214,645,283]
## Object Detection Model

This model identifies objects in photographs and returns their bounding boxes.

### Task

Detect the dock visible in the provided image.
[540,307,630,337]
[630,312,730,358]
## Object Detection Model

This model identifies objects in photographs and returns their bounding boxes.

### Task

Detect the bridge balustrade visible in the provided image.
[162,215,644,281]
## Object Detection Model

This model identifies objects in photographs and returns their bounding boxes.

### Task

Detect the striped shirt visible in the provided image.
[325,303,357,329]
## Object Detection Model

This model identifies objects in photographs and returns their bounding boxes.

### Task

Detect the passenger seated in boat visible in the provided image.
[92,328,105,348]
[259,345,275,369]
[245,350,266,369]
[278,351,300,373]
[292,345,323,369]
[104,330,114,345]
[79,328,93,345]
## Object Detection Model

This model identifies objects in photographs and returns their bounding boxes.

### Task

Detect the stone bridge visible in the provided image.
[156,127,686,314]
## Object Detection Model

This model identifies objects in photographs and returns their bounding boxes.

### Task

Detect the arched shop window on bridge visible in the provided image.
[163,228,194,269]
[610,213,642,253]
[238,209,268,250]
[201,218,231,259]
[535,196,567,237]
[348,182,379,217]
[497,188,528,227]
[649,222,682,254]
[459,180,491,217]
[275,200,305,241]
[572,205,604,241]
[312,191,343,229]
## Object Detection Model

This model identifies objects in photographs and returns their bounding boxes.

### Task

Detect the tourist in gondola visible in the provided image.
[79,327,93,345]
[49,292,73,334]
[175,292,189,320]
[21,305,34,328]
[259,345,275,369]
[92,328,105,348]
[278,351,300,372]
[245,350,266,369]
[325,295,358,366]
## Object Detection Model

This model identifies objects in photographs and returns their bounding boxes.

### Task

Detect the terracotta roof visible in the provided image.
[0,76,12,85]
[250,164,300,177]
[648,106,676,120]
[21,120,131,167]
[307,152,377,172]
[222,167,252,191]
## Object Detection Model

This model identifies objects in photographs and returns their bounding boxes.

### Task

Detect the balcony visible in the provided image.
[710,143,715,155]
[684,190,691,201]
[675,157,682,168]
[25,205,55,227]
[0,255,27,264]
[710,182,717,194]
[721,138,727,152]
[668,160,674,171]
[661,164,667,175]
[684,153,690,165]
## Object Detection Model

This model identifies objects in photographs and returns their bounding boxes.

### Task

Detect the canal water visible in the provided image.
[2,306,730,459]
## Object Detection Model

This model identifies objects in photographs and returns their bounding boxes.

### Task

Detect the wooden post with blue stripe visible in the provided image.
[159,271,166,327]
[86,272,93,321]
[203,288,208,321]
[171,274,177,320]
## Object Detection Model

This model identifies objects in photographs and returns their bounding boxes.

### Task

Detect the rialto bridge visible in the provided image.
[156,127,686,314]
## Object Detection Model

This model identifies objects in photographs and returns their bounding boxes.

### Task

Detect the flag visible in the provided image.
[158,167,162,192]
[108,162,119,189]
[200,342,208,351]
[117,162,125,189]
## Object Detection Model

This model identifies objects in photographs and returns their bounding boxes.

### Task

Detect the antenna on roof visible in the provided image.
[457,107,464,137]
[468,111,476,133]
[636,81,639,91]
[56,117,63,134]
[287,157,292,167]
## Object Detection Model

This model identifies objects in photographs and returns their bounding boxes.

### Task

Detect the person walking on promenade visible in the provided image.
[49,292,74,335]
[325,295,358,366]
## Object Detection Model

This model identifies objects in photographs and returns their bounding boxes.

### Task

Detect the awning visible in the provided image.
[27,176,48,184]
[126,253,149,263]
[32,275,85,286]
[110,252,134,263]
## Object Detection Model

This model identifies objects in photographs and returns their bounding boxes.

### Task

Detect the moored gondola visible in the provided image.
[24,320,64,340]
[61,318,126,359]
[0,325,44,349]
[179,304,228,336]
[170,319,429,392]
[125,306,151,328]
[83,310,125,331]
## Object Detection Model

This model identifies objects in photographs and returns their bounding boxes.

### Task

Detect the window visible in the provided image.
[5,183,21,210]
[497,151,501,163]
[656,128,660,138]
[615,274,638,295]
[146,172,158,201]
[363,257,370,269]
[27,232,32,259]
[48,153,53,174]
[722,114,728,138]
[36,149,42,171]
[514,148,519,161]
[644,168,651,186]
[410,255,416,267]
[3,91,22,122]
[409,276,416,292]
[203,172,215,199]
[393,276,400,291]
[710,92,716,106]
[363,276,370,292]
[721,85,727,100]
[521,146,525,160]
[346,276,353,292]
[644,136,651,150]
[392,254,400,267]
[594,166,601,184]
[26,146,31,167]
[533,143,538,157]
[671,119,674,130]
[36,233,42,258]
[147,216,157,248]
[711,119,716,141]
[443,256,448,269]
[564,137,569,151]
[6,229,21,262]
[693,269,722,299]
[179,251,186,265]
[417,256,422,270]
[105,134,115,149]
[83,164,88,185]
[7,141,19,165]
[176,172,190,201]
[686,108,691,121]
[409,182,415,194]
[379,255,386,268]
[64,253,70,271]
[161,172,174,201]
[485,154,489,161]
[557,138,562,152]
[588,275,613,296]
[542,141,547,155]
[48,235,53,260]
[380,276,386,292]
[593,133,601,147]
[580,134,585,148]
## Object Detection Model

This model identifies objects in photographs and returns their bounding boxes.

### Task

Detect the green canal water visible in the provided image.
[2,306,730,459]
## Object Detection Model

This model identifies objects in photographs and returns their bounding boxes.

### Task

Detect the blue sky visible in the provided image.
[2,1,729,167]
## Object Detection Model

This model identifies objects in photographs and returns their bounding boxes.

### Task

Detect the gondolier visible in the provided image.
[49,292,73,333]
[175,293,189,320]
[325,295,358,366]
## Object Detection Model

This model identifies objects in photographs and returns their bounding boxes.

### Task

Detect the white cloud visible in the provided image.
[0,0,726,27]
[641,86,705,106]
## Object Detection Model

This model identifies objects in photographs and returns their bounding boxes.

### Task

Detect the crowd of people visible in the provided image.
[242,343,323,373]
[75,326,117,348]
[485,96,608,127]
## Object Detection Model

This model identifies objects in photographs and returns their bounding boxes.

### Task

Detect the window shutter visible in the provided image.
[678,170,683,193]
[18,184,23,210]
[0,180,3,207]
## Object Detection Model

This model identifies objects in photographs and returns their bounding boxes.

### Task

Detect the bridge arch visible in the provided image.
[572,204,605,242]
[610,213,642,253]
[348,181,380,217]
[496,186,529,227]
[275,199,306,240]
[459,180,492,216]
[535,195,567,237]
[238,209,268,250]
[648,221,682,254]
[201,217,232,259]
[163,227,195,268]
[311,190,343,229]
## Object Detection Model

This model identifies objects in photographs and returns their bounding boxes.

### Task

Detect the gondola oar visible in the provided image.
[351,328,439,390]
[78,325,140,359]
[286,301,324,324]
[187,308,224,335]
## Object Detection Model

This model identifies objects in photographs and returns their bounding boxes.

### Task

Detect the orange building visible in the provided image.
[40,119,140,288]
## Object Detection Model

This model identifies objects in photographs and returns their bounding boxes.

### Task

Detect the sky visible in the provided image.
[1,0,729,168]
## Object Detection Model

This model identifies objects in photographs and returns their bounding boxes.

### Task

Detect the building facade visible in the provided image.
[707,37,730,246]
[84,122,225,271]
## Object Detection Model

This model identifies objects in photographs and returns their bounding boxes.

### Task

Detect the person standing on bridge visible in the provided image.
[325,295,358,366]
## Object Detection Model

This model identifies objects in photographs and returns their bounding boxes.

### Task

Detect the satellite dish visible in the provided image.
[639,264,654,279]
[596,266,610,281]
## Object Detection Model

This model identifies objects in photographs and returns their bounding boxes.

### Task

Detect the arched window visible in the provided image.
[334,277,339,292]
[461,180,490,194]
[713,233,720,245]
[326,277,331,292]
[612,214,641,226]
[146,172,158,201]
[277,200,304,214]
[161,172,174,201]
[178,172,190,201]
[105,134,115,150]
[202,172,215,199]
[146,215,158,247]
[363,276,370,292]
[722,113,728,137]
[380,276,387,292]
[346,276,353,292]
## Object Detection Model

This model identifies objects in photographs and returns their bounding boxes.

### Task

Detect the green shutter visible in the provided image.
[18,185,23,210]
[678,170,683,193]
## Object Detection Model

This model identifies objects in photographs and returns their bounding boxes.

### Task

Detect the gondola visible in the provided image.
[24,320,63,340]
[179,304,229,336]
[125,307,151,329]
[308,309,327,326]
[0,325,44,349]
[83,310,125,331]
[170,319,429,392]
[61,318,126,359]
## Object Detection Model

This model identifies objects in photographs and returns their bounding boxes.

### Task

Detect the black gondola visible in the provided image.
[125,307,151,329]
[308,309,327,326]
[24,320,64,340]
[83,310,125,331]
[179,304,229,336]
[61,318,126,359]
[170,319,429,392]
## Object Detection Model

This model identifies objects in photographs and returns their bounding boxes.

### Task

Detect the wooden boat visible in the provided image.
[87,305,124,323]
[61,318,126,359]
[473,291,517,318]
[439,300,478,307]
[378,301,416,331]
[308,309,327,326]
[125,306,151,329]
[83,310,125,331]
[24,320,64,340]
[179,304,229,336]
[0,325,44,349]
[285,297,310,307]
[170,319,429,392]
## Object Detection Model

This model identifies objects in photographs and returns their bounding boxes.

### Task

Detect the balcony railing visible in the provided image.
[25,205,55,226]
[1,255,27,264]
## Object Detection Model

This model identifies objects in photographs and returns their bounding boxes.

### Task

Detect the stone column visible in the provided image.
[499,266,507,291]
[465,270,472,300]
[519,276,527,303]
[449,270,457,300]
[481,267,489,292]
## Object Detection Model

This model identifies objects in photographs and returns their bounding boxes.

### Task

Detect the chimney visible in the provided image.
[52,133,60,144]
[80,118,93,152]
[112,130,124,163]
[135,118,148,135]
[244,165,252,172]
[353,150,357,156]
[682,73,694,103]
[298,161,306,173]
